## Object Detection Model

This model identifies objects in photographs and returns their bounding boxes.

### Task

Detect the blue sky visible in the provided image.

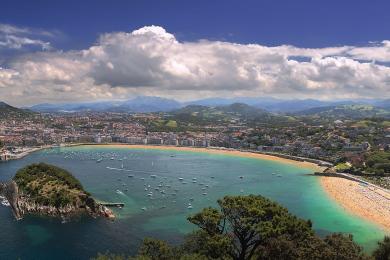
[0,0,390,105]
[2,0,390,48]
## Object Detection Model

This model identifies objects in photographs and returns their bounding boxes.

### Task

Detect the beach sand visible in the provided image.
[320,176,390,232]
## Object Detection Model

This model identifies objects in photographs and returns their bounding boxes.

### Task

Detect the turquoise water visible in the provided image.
[0,146,387,259]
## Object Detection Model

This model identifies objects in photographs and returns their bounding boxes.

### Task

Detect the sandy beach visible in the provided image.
[321,176,390,232]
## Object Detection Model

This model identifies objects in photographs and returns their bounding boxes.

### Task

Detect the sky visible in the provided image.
[1,0,390,106]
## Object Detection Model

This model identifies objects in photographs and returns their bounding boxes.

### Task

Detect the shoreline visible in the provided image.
[320,176,390,232]
[5,143,389,233]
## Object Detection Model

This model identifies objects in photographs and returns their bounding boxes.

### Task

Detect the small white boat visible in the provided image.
[141,207,147,211]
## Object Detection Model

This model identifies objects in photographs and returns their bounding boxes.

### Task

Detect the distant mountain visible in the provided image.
[375,99,390,109]
[0,101,36,119]
[172,103,293,125]
[30,96,182,113]
[28,96,389,115]
[295,104,390,119]
[112,96,181,112]
[188,98,365,112]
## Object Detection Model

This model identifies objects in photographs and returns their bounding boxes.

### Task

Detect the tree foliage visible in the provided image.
[94,195,382,260]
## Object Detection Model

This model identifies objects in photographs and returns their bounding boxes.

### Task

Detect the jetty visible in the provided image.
[99,202,125,207]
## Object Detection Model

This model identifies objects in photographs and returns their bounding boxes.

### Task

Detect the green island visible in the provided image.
[14,163,89,208]
[0,163,114,220]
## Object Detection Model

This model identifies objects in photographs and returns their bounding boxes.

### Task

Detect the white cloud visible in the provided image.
[0,25,390,105]
[0,23,54,50]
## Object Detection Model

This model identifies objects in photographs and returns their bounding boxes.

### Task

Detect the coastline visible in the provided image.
[320,176,390,232]
[6,143,389,233]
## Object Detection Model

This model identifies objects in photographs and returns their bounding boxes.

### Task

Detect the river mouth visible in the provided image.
[0,145,386,259]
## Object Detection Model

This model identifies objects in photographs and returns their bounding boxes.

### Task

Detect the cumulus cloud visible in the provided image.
[0,25,389,105]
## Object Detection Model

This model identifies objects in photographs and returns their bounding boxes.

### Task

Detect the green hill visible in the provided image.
[172,103,296,126]
[14,163,88,207]
[9,163,114,220]
[295,104,390,119]
[0,101,36,119]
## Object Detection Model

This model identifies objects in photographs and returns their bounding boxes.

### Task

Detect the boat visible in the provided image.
[150,175,157,178]
[239,176,244,179]
[141,207,147,211]
[96,158,103,163]
[1,200,10,207]
[110,157,115,160]
[178,177,183,181]
[202,192,207,195]
[128,175,134,178]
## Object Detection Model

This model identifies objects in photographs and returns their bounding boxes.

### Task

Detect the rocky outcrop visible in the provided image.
[0,181,114,221]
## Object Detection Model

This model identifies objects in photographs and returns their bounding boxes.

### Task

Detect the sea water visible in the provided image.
[0,146,386,259]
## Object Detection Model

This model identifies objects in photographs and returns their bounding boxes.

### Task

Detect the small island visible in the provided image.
[0,163,114,220]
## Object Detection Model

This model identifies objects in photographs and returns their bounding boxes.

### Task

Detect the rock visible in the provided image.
[0,180,114,221]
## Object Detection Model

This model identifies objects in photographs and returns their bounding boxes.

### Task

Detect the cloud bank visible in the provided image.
[1,25,390,105]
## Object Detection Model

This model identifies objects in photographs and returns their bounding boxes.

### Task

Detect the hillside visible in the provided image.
[295,104,390,119]
[0,101,36,119]
[172,103,296,126]
[2,163,114,220]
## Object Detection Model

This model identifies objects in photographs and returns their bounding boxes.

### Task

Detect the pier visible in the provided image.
[100,202,125,207]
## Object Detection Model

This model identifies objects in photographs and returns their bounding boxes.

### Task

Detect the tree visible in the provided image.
[93,195,376,260]
[373,236,390,260]
[323,233,367,260]
[137,238,175,260]
[188,195,314,260]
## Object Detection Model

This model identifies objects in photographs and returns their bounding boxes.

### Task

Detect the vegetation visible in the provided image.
[0,101,36,119]
[372,236,390,260]
[93,195,389,260]
[14,163,89,207]
[364,151,390,176]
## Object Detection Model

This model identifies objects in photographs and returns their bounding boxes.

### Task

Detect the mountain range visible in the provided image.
[25,96,390,114]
